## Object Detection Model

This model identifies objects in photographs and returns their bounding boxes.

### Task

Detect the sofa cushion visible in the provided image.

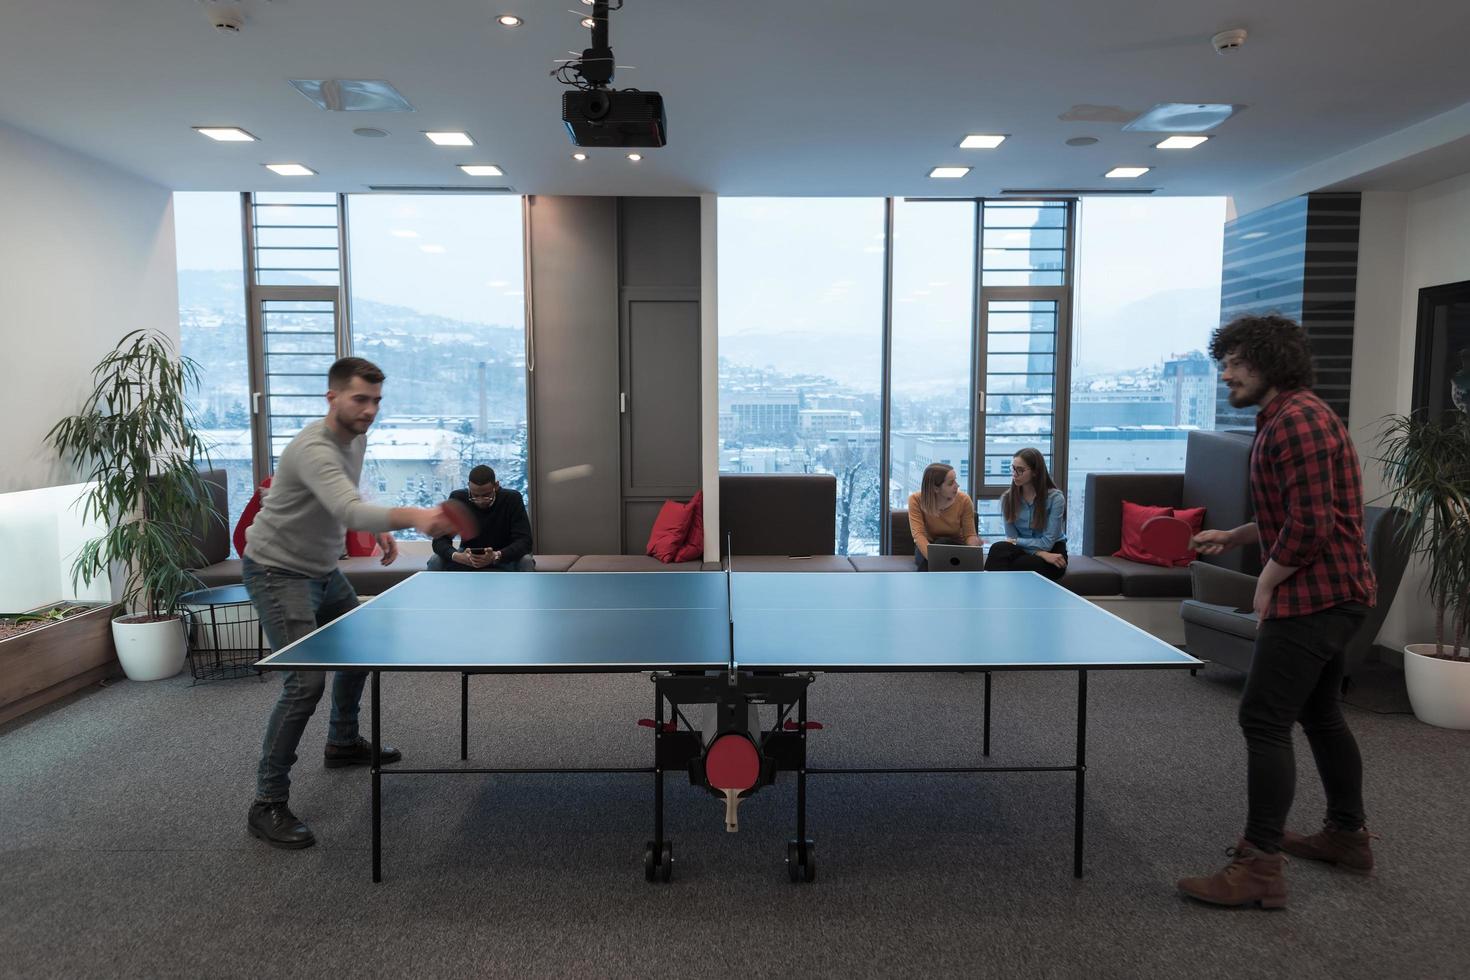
[728,556,855,572]
[1114,501,1177,566]
[186,469,231,566]
[720,474,836,556]
[1092,555,1193,598]
[851,555,918,572]
[531,554,580,572]
[1180,599,1259,641]
[675,492,705,563]
[889,510,915,557]
[570,555,705,572]
[1182,429,1260,575]
[1057,555,1123,596]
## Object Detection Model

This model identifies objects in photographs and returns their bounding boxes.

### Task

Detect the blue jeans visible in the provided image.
[244,556,364,803]
[426,553,537,572]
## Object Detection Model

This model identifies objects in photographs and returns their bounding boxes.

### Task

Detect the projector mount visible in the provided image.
[552,0,623,90]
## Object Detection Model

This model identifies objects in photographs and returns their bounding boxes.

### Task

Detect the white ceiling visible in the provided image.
[2,0,1470,203]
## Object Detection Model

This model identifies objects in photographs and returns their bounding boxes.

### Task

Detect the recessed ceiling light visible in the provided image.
[1156,135,1209,150]
[194,126,256,142]
[425,131,474,146]
[928,166,970,179]
[1105,166,1150,179]
[265,163,315,176]
[459,164,505,176]
[391,229,419,239]
[959,134,1006,149]
[571,152,588,161]
[627,153,643,162]
[497,14,523,27]
[581,17,595,28]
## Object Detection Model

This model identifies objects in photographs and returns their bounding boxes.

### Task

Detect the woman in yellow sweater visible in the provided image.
[908,462,983,570]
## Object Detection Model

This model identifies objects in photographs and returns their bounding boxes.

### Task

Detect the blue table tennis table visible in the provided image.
[257,569,1200,883]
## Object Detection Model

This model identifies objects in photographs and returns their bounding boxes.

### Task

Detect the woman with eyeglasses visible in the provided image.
[984,447,1067,581]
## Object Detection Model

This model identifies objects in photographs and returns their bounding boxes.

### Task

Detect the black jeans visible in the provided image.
[984,539,1067,581]
[1239,602,1368,852]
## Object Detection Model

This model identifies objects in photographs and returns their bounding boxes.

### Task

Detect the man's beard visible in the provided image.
[1227,382,1262,408]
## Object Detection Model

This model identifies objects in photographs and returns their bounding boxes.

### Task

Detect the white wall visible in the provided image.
[1350,174,1470,649]
[0,120,178,494]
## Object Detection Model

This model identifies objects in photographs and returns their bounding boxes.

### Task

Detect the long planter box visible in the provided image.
[0,604,121,727]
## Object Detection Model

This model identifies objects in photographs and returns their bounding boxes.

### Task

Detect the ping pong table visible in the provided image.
[257,569,1200,883]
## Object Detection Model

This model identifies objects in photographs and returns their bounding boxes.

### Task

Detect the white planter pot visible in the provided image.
[111,615,187,682]
[1403,644,1470,730]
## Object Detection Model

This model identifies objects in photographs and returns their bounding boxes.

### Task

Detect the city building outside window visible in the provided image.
[346,195,528,535]
[1067,197,1227,543]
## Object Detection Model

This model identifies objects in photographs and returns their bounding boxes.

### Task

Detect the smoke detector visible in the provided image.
[203,2,244,34]
[1211,29,1247,54]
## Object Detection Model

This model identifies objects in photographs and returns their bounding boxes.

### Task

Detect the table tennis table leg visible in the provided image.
[1073,669,1088,879]
[983,671,992,757]
[644,686,672,882]
[372,669,382,884]
[460,672,469,761]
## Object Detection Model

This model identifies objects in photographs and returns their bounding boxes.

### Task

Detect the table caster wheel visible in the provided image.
[644,840,673,883]
[786,838,816,883]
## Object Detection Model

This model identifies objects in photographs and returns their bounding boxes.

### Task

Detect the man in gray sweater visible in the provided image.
[245,357,454,849]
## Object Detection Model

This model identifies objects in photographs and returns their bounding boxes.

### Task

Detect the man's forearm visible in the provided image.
[1229,522,1258,548]
[1257,558,1298,592]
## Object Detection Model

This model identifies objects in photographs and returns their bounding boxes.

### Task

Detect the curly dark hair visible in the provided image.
[1208,314,1314,391]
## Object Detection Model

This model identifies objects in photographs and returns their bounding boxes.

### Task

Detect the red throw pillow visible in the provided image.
[1114,500,1176,567]
[344,530,380,557]
[674,492,704,563]
[1171,506,1207,567]
[232,475,272,558]
[646,498,695,563]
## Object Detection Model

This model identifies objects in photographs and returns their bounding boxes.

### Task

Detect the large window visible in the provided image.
[889,198,975,523]
[174,192,252,534]
[717,199,885,555]
[1067,197,1227,542]
[346,195,528,529]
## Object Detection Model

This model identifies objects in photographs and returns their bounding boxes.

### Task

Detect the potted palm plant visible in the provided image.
[47,330,216,682]
[1377,410,1470,729]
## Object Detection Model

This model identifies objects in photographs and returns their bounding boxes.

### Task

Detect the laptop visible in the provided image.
[927,543,986,571]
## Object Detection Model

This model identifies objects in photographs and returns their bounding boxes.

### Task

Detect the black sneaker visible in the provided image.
[324,737,403,768]
[248,801,315,849]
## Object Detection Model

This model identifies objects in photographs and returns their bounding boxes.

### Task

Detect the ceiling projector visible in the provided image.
[562,89,667,147]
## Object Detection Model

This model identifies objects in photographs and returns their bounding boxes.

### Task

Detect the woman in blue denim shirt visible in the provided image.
[984,447,1067,581]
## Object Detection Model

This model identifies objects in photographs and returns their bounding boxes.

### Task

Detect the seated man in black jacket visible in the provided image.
[428,465,535,571]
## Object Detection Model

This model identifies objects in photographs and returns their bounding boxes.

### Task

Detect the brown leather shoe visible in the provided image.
[1281,824,1376,875]
[1177,839,1288,909]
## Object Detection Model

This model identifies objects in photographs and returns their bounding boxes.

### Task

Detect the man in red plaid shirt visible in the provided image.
[1177,314,1378,910]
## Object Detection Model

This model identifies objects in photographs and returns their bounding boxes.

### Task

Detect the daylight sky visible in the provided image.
[175,191,1226,383]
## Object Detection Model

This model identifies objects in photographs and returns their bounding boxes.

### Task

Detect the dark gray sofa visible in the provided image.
[1181,506,1410,678]
[1082,429,1260,598]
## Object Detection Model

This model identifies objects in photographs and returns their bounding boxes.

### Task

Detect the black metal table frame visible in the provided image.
[358,663,1197,884]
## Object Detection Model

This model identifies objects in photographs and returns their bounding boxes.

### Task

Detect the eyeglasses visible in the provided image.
[468,490,497,505]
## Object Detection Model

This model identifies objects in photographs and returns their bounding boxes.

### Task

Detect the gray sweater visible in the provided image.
[243,419,394,576]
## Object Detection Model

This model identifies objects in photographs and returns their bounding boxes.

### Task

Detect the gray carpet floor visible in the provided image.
[1,661,1466,980]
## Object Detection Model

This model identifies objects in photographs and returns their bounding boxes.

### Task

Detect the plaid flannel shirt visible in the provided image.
[1250,388,1376,619]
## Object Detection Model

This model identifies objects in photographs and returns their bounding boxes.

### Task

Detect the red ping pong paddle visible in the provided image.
[1140,514,1194,562]
[705,733,761,833]
[441,498,479,542]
